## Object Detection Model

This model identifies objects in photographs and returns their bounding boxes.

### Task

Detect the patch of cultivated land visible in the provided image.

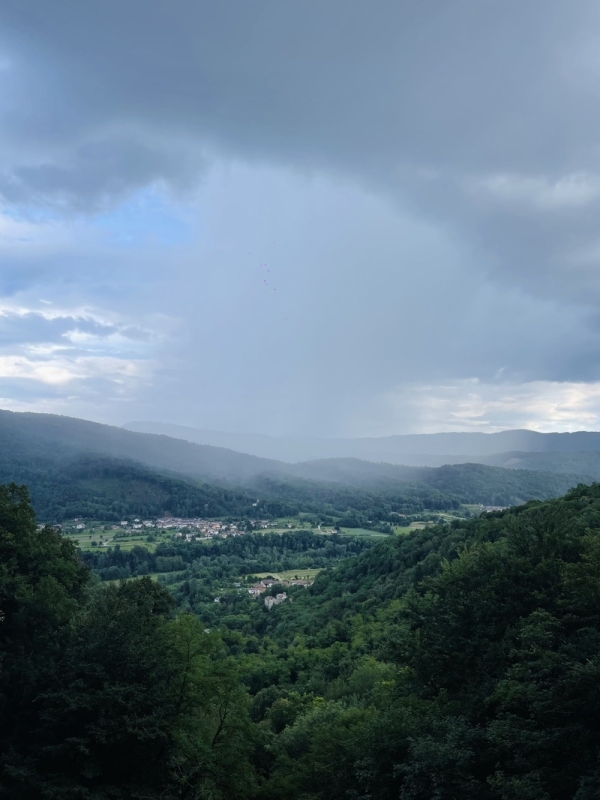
[251,569,322,582]
[337,527,391,538]
[64,527,173,552]
[259,521,313,533]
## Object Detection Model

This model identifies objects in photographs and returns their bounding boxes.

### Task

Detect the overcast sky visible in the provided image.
[2,1,600,436]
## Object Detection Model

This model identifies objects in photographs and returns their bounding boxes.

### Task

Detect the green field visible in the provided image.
[258,519,313,534]
[64,527,173,553]
[64,516,444,553]
[251,568,322,582]
[337,527,391,538]
[259,527,303,534]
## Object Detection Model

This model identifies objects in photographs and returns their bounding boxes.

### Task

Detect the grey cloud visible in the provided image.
[118,326,153,342]
[0,312,117,349]
[0,3,594,184]
[0,0,596,309]
[0,373,142,405]
[2,2,600,432]
[0,138,205,213]
[126,169,600,435]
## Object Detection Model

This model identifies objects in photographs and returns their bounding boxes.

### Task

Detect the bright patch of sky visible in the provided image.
[91,189,194,247]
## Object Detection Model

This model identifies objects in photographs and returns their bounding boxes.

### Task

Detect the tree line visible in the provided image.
[82,530,373,582]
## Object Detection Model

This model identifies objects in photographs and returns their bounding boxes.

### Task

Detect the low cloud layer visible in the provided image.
[0,1,599,434]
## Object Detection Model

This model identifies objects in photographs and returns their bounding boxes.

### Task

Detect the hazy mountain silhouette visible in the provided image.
[124,420,600,466]
[0,411,589,512]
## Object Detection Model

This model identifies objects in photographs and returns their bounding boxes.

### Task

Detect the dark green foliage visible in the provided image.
[483,448,600,482]
[3,456,299,523]
[0,409,282,484]
[245,473,461,517]
[237,483,600,799]
[83,530,372,582]
[4,477,600,798]
[0,483,89,796]
[0,485,255,799]
[27,579,179,797]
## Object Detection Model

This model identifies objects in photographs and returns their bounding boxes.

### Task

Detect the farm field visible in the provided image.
[259,520,313,533]
[337,527,391,538]
[64,528,173,552]
[64,515,453,553]
[251,568,322,582]
[259,527,304,534]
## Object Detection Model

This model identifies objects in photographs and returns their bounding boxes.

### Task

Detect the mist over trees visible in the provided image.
[0,411,585,524]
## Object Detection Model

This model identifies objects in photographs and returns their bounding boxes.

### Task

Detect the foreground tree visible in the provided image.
[0,483,89,795]
[396,504,600,799]
[0,485,254,799]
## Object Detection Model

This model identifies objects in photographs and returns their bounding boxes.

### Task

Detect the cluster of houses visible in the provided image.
[153,516,273,540]
[264,593,287,610]
[165,518,241,540]
[248,576,313,608]
[66,515,285,541]
[116,518,154,531]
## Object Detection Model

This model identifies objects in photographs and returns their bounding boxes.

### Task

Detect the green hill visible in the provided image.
[482,449,600,482]
[176,482,600,799]
[0,410,589,521]
[286,457,580,505]
[0,409,285,483]
[13,456,297,522]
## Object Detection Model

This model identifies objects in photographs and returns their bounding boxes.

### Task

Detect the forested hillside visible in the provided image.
[0,451,462,524]
[21,456,584,525]
[0,484,255,798]
[3,480,600,798]
[482,449,600,482]
[6,456,298,522]
[285,458,579,505]
[186,482,600,798]
[0,411,586,523]
[0,409,284,483]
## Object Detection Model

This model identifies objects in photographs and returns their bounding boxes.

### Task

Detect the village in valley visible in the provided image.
[60,515,296,547]
[59,512,356,550]
[60,515,321,606]
[58,511,476,610]
[160,516,278,539]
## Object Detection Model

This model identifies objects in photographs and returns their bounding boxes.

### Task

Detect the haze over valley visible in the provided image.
[0,410,597,525]
[127,419,600,474]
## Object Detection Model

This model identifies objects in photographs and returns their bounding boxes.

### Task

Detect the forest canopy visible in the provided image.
[2,480,600,798]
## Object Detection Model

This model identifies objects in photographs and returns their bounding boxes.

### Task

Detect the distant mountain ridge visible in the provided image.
[0,410,284,483]
[124,421,600,463]
[0,410,590,518]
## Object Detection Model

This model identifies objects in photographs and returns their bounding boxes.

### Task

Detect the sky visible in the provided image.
[2,1,600,436]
